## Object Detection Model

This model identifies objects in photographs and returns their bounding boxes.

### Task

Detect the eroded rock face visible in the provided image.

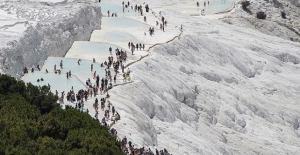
[109,27,300,154]
[0,1,102,77]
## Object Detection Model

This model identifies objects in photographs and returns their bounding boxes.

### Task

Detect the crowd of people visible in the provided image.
[21,1,174,154]
[128,42,145,55]
[121,136,172,155]
[97,98,121,126]
[121,1,169,35]
[122,1,149,15]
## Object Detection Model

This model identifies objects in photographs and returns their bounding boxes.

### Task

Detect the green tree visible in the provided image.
[0,74,124,155]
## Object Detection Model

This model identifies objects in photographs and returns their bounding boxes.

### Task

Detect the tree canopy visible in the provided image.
[0,74,124,155]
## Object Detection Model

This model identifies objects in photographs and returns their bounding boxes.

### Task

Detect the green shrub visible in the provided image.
[256,11,267,19]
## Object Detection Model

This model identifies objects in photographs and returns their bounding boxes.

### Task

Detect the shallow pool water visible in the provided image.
[21,71,87,94]
[21,71,92,112]
[105,31,138,42]
[40,57,110,80]
[202,0,236,14]
[167,0,236,15]
[65,41,126,63]
[69,41,118,55]
[102,17,149,28]
[100,3,141,17]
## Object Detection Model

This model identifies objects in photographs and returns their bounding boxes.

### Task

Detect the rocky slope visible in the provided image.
[222,0,300,42]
